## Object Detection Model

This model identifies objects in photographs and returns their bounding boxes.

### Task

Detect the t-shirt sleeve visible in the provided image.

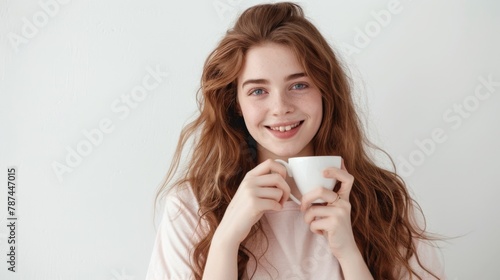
[399,239,447,280]
[145,187,204,280]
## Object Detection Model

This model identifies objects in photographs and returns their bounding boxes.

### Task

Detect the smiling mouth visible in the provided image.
[267,121,303,132]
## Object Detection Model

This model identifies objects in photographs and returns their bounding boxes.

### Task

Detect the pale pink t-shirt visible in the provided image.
[145,186,445,280]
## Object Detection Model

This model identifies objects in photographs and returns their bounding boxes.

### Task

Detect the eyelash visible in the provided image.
[248,83,309,96]
[291,83,308,90]
[250,88,266,96]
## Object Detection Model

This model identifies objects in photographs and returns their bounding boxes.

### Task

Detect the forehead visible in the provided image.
[237,43,304,83]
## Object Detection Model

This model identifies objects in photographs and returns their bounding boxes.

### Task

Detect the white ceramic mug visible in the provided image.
[275,156,342,205]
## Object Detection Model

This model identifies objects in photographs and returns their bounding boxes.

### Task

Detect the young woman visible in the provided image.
[146,3,444,280]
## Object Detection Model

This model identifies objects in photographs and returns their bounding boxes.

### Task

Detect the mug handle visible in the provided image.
[274,159,301,205]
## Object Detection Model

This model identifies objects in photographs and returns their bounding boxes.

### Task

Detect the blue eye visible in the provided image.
[292,83,308,90]
[250,89,265,96]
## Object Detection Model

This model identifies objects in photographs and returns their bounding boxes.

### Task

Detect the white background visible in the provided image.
[1,0,499,279]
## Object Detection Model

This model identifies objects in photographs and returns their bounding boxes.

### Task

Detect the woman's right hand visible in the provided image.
[214,159,291,246]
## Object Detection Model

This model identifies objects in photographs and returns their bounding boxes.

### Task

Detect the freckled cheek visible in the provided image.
[248,112,264,127]
[309,95,323,124]
[240,106,264,127]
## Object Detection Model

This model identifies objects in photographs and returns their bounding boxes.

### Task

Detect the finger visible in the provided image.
[340,158,347,171]
[322,167,354,200]
[300,187,339,211]
[255,186,284,202]
[255,197,283,212]
[303,202,346,224]
[253,173,291,204]
[247,159,287,179]
[309,216,336,235]
[303,204,333,224]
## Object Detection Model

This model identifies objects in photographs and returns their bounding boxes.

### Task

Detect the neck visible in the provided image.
[256,144,315,163]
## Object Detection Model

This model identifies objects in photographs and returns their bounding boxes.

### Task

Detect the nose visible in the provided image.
[271,90,294,116]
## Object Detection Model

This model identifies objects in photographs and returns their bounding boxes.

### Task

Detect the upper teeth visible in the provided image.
[270,122,300,132]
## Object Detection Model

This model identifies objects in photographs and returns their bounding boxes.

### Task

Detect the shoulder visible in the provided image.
[163,184,199,214]
[159,184,203,231]
[165,183,198,204]
[400,199,446,278]
[402,238,447,280]
[145,184,204,280]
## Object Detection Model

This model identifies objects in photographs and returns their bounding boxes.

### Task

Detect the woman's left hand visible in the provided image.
[300,160,359,261]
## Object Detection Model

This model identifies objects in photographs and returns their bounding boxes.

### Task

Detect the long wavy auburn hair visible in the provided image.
[155,2,440,280]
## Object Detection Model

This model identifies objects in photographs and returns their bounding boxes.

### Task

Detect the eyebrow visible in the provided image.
[241,72,306,88]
